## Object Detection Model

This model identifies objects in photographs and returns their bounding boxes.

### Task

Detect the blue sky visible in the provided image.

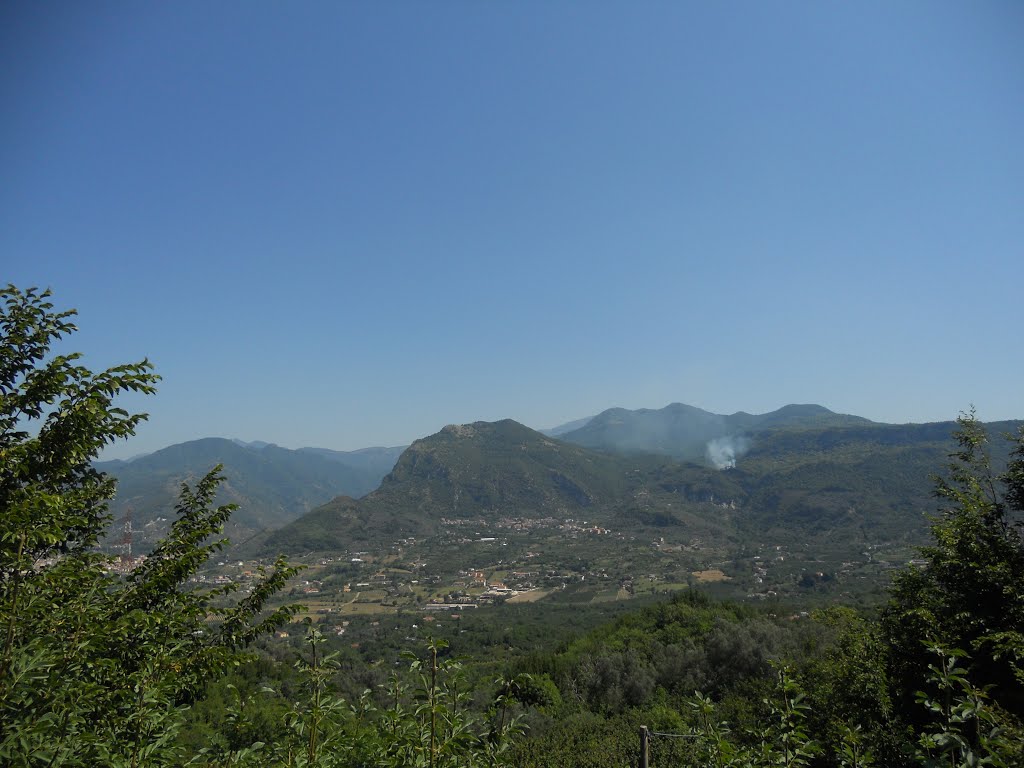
[3,2,1022,458]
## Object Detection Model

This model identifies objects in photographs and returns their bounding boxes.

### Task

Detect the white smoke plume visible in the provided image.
[706,436,751,469]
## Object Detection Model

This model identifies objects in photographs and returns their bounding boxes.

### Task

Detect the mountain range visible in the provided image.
[554,402,873,462]
[96,404,1021,560]
[253,410,1021,563]
[97,438,404,549]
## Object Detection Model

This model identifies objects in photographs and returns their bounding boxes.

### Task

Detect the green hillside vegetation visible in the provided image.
[98,438,395,549]
[737,422,1021,538]
[256,419,677,553]
[558,402,873,462]
[382,419,631,516]
[257,414,1021,601]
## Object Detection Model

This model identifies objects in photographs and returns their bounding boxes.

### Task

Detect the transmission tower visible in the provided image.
[116,505,133,563]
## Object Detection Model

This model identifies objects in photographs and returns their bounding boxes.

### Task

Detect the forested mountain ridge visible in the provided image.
[96,437,402,549]
[93,406,1023,562]
[558,402,875,461]
[256,415,1023,561]
[252,419,681,553]
[733,419,1024,537]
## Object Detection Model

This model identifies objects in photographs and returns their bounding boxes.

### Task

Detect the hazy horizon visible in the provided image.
[93,400,1017,462]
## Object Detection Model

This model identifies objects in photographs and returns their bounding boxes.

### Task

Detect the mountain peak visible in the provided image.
[441,423,480,439]
[231,438,277,450]
[261,417,640,552]
[773,404,834,416]
[434,419,538,442]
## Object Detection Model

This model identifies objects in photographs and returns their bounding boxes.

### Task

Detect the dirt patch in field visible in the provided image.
[506,589,551,603]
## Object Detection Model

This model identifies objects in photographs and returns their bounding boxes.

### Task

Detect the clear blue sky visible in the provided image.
[3,2,1022,458]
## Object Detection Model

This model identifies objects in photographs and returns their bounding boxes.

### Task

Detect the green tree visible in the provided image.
[801,607,898,765]
[913,643,1024,768]
[0,285,297,766]
[882,410,1024,720]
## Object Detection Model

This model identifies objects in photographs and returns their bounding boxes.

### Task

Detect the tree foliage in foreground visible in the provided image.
[883,411,1024,721]
[192,629,527,767]
[0,286,298,766]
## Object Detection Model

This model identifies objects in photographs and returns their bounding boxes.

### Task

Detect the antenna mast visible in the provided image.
[117,505,133,563]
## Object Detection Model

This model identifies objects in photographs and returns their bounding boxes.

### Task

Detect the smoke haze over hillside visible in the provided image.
[706,436,751,469]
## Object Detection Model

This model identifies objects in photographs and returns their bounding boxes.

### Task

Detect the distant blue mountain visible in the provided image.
[557,402,874,462]
[541,415,595,437]
[96,437,402,551]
